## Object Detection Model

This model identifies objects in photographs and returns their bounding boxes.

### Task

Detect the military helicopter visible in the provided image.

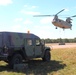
[34,9,76,30]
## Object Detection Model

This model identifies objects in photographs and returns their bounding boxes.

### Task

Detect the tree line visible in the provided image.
[42,38,76,43]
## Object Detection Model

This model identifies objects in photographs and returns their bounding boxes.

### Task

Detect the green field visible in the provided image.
[0,48,76,75]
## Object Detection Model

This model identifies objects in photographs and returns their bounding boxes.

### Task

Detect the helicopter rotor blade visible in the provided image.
[66,15,76,18]
[56,9,65,15]
[33,15,54,17]
[65,15,76,18]
[71,15,76,17]
[33,9,65,17]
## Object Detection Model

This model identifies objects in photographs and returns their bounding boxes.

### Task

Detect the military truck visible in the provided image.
[0,32,51,67]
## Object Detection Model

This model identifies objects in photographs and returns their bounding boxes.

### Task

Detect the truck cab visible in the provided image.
[0,32,51,68]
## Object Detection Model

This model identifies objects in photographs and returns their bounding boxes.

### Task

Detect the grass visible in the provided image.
[51,48,76,75]
[0,47,76,75]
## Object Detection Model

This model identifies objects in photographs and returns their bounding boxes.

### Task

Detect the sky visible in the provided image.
[0,0,76,39]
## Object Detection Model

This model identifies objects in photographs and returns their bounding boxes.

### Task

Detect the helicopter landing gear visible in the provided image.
[70,27,72,30]
[55,27,57,29]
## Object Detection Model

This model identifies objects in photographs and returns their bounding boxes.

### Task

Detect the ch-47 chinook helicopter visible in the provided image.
[34,9,76,30]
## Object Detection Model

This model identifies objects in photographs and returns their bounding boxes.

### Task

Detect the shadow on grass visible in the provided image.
[0,60,66,75]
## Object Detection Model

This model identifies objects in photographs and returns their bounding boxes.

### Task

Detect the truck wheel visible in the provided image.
[42,50,50,61]
[8,54,22,68]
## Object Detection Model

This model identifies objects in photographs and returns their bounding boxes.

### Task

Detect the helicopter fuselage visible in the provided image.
[52,18,72,29]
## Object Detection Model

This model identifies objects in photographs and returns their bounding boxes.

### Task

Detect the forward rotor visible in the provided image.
[33,9,65,17]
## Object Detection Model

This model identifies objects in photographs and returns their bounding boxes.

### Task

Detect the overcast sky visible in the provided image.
[0,0,76,39]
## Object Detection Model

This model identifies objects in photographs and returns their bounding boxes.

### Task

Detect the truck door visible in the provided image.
[25,39,34,57]
[34,39,42,56]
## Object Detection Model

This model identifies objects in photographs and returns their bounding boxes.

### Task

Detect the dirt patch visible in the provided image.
[46,43,76,49]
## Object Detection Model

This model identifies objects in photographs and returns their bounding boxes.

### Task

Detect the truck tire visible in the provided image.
[42,50,50,61]
[8,54,23,68]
